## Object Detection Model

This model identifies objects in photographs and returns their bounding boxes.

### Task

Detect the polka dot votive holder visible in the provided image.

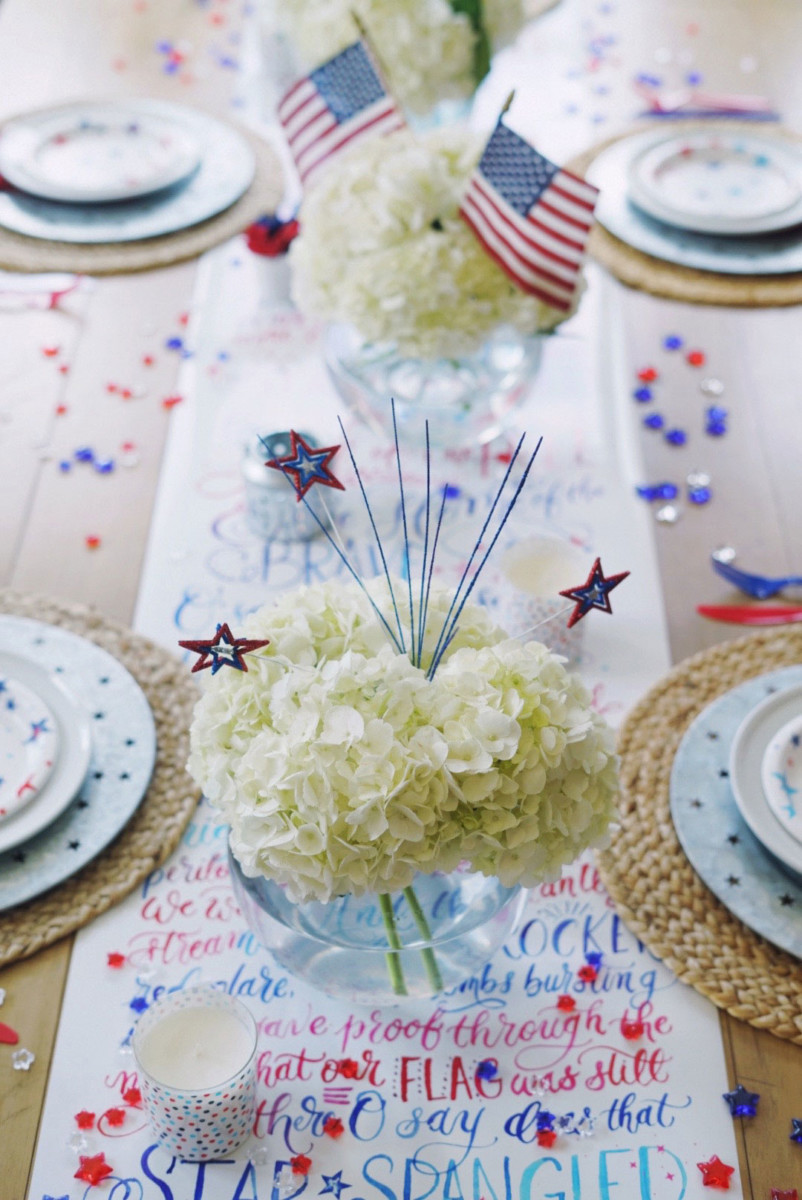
[133,985,257,1162]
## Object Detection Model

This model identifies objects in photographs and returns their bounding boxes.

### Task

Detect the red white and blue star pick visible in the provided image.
[697,1155,735,1189]
[559,557,631,629]
[178,623,269,674]
[265,430,345,503]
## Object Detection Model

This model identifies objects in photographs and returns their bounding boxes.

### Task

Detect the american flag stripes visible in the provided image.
[460,120,599,311]
[278,41,405,188]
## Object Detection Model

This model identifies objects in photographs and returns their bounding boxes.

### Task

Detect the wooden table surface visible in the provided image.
[1,0,802,1196]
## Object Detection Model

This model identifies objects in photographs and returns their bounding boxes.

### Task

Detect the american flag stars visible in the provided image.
[178,623,270,674]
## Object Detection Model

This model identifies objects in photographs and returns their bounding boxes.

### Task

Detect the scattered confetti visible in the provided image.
[789,1117,802,1143]
[55,404,68,416]
[245,213,300,257]
[536,1128,557,1147]
[476,1060,499,1080]
[129,996,148,1014]
[633,386,653,402]
[95,459,115,474]
[697,1155,735,1188]
[771,1190,798,1200]
[104,1107,126,1127]
[665,428,687,446]
[713,545,736,564]
[663,334,683,350]
[290,1154,312,1176]
[74,1153,114,1186]
[559,558,630,629]
[74,447,94,463]
[122,1087,142,1106]
[67,1131,89,1154]
[723,1085,759,1117]
[585,952,603,969]
[689,486,712,505]
[621,1017,645,1040]
[0,1021,19,1044]
[179,623,270,674]
[338,1058,359,1078]
[577,964,598,982]
[637,367,658,382]
[249,1142,271,1166]
[656,504,681,524]
[700,377,724,396]
[705,405,728,436]
[643,413,665,429]
[11,1047,35,1070]
[557,994,576,1011]
[687,350,706,367]
[537,1111,555,1131]
[75,1111,96,1129]
[42,345,60,358]
[85,535,102,550]
[161,394,183,410]
[107,952,125,968]
[323,1116,345,1139]
[142,354,155,366]
[265,430,345,502]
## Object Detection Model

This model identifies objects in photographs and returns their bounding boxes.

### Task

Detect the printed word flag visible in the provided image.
[460,118,599,311]
[278,40,405,188]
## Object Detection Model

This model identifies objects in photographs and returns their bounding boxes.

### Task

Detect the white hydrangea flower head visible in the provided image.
[290,127,578,359]
[187,578,619,904]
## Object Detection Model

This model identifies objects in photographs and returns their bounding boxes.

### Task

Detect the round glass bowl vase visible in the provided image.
[324,322,543,447]
[228,850,526,1005]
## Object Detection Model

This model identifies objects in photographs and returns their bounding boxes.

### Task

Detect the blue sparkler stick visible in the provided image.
[415,420,432,668]
[392,400,416,663]
[419,480,449,671]
[427,432,527,675]
[337,416,406,652]
[427,438,543,679]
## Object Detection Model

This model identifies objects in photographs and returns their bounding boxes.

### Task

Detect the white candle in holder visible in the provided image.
[133,986,257,1161]
[496,534,589,661]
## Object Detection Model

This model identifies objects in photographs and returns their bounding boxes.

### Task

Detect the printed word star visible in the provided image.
[559,557,630,628]
[179,623,269,674]
[697,1156,735,1189]
[265,430,345,502]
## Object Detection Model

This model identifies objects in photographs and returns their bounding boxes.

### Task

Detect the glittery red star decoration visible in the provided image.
[122,1086,142,1107]
[75,1110,95,1129]
[105,1107,126,1127]
[697,1156,735,1189]
[291,1154,312,1176]
[536,1129,557,1148]
[74,1154,114,1186]
[106,951,125,968]
[265,430,345,502]
[578,964,598,983]
[338,1058,359,1078]
[323,1116,345,1138]
[178,623,269,674]
[557,995,576,1011]
[559,557,630,629]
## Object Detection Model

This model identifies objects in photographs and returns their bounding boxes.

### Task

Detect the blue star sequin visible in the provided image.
[688,486,712,505]
[643,413,665,430]
[665,428,687,446]
[320,1172,352,1199]
[585,951,603,969]
[559,557,630,629]
[537,1111,555,1131]
[264,430,345,502]
[663,335,683,350]
[633,386,653,402]
[790,1117,802,1143]
[476,1059,499,1080]
[129,996,149,1013]
[723,1084,760,1117]
[636,482,678,501]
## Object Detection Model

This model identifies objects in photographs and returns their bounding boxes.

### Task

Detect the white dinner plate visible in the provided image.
[0,101,202,204]
[0,671,59,823]
[628,131,802,236]
[762,710,802,848]
[0,107,255,244]
[0,652,92,854]
[730,684,802,877]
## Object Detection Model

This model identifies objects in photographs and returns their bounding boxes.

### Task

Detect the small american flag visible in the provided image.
[278,41,405,188]
[460,120,599,311]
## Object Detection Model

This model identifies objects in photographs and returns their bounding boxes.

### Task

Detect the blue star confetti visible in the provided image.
[476,1059,499,1080]
[643,413,665,430]
[265,429,345,502]
[665,428,687,446]
[559,557,631,629]
[537,1111,556,1131]
[636,482,678,501]
[705,405,728,436]
[179,623,270,674]
[663,334,683,350]
[585,951,603,969]
[790,1117,802,1143]
[633,386,653,402]
[319,1172,351,1199]
[129,996,149,1014]
[723,1084,760,1117]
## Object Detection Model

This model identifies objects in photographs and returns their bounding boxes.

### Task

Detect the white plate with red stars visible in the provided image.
[0,652,92,855]
[0,101,201,204]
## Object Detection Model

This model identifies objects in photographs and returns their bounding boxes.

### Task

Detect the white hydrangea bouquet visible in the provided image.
[184,421,620,997]
[275,0,525,116]
[291,127,572,360]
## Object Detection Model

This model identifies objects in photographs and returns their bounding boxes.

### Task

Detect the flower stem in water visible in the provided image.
[403,886,444,993]
[379,893,407,996]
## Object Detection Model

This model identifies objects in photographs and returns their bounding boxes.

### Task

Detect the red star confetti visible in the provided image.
[621,1017,644,1040]
[687,350,706,367]
[637,367,658,382]
[179,622,269,674]
[107,952,126,968]
[536,1129,557,1148]
[55,404,68,416]
[323,1116,345,1139]
[338,1058,359,1078]
[42,345,60,358]
[85,535,101,550]
[697,1156,735,1189]
[0,1021,19,1045]
[104,1107,126,1127]
[771,1191,798,1200]
[291,1155,312,1176]
[266,430,345,502]
[578,964,598,983]
[122,1087,142,1106]
[75,1111,96,1129]
[178,312,190,326]
[74,1154,114,1186]
[161,394,183,410]
[557,995,576,1012]
[559,558,630,629]
[58,364,69,375]
[142,355,155,366]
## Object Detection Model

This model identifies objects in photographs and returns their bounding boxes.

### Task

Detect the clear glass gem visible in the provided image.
[12,1047,35,1070]
[67,1132,89,1154]
[656,504,681,524]
[700,377,724,397]
[713,545,736,563]
[687,471,711,488]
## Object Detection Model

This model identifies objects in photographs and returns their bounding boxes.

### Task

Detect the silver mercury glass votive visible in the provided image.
[242,430,332,542]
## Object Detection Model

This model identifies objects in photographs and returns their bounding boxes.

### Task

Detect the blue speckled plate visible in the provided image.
[0,615,156,911]
[671,665,802,960]
[587,131,802,276]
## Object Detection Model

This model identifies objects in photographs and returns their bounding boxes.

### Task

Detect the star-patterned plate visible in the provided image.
[671,666,802,960]
[0,652,91,854]
[0,666,59,825]
[762,710,802,846]
[0,616,156,912]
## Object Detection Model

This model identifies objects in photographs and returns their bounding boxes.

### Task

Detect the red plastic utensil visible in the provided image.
[697,604,802,625]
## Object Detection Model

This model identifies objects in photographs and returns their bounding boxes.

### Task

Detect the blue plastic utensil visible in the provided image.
[711,555,802,600]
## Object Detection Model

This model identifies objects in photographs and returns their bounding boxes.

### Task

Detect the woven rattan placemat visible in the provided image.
[597,626,802,1043]
[0,591,201,967]
[0,122,283,276]
[570,123,802,308]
